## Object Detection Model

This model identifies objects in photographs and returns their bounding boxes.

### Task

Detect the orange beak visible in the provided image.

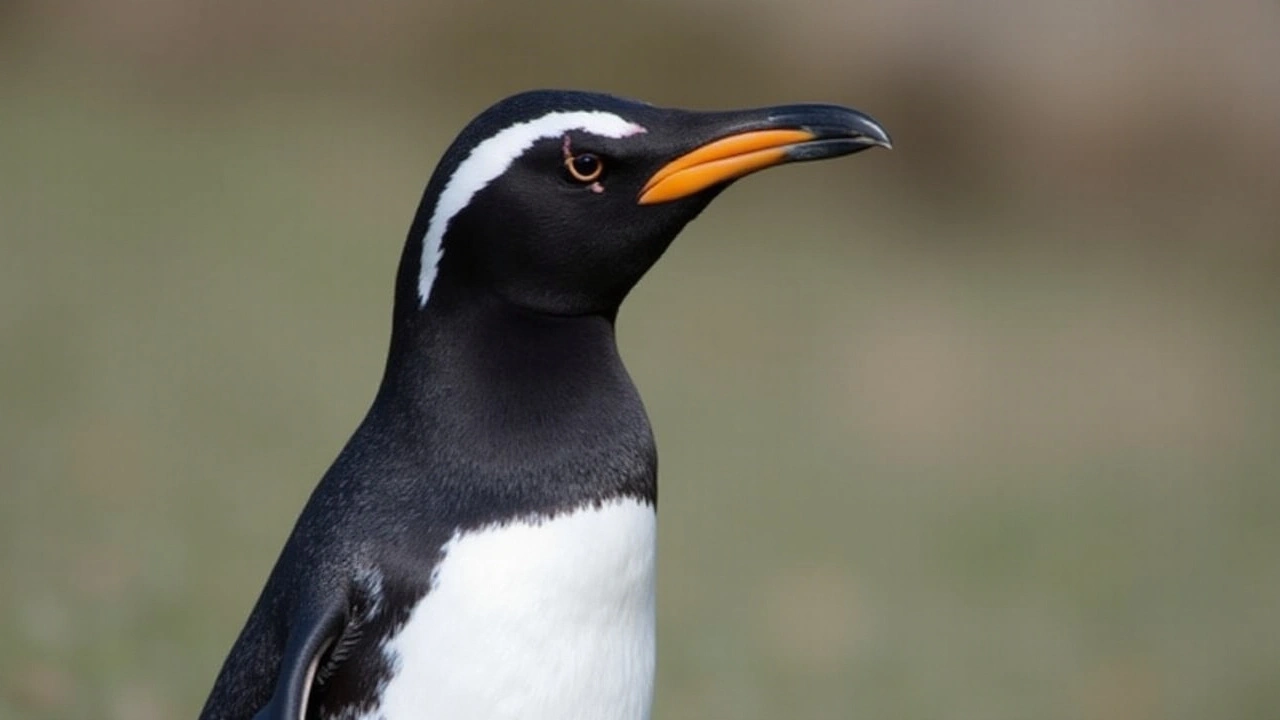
[638,129,818,205]
[636,105,890,205]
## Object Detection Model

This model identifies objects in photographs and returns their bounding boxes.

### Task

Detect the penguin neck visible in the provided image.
[382,277,626,400]
[374,277,657,508]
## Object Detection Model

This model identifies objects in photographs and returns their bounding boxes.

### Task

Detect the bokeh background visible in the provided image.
[3,1,1279,718]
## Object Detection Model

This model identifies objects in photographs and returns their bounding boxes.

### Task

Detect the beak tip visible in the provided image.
[854,117,893,151]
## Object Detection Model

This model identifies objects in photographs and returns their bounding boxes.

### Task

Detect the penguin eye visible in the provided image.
[564,153,604,183]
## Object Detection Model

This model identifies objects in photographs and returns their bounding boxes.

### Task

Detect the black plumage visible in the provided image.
[199,89,889,720]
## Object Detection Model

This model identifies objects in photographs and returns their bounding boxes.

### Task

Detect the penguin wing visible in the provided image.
[252,593,347,720]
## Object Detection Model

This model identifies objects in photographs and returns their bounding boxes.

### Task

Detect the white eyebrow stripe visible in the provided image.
[418,111,647,306]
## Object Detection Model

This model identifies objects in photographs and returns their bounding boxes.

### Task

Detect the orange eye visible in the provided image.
[565,153,603,183]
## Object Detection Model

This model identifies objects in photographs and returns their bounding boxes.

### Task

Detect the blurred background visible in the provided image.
[3,1,1279,718]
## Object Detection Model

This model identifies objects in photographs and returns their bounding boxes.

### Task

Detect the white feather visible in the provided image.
[417,111,647,306]
[364,497,657,720]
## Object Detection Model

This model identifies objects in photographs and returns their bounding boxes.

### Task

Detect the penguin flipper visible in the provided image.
[253,594,347,720]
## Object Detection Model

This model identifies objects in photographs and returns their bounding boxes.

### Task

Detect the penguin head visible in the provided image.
[402,90,890,317]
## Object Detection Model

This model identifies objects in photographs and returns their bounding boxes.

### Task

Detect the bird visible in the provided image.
[198,89,890,720]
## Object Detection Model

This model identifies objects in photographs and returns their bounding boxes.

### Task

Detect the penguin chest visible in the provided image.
[370,497,657,720]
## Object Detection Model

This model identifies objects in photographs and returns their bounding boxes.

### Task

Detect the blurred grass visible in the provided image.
[4,23,1280,720]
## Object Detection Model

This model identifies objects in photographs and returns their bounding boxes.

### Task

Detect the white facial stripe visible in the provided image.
[417,111,647,306]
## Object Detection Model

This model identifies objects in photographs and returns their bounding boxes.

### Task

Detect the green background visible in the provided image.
[3,1,1278,718]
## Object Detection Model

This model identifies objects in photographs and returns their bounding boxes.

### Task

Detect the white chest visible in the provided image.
[364,497,657,720]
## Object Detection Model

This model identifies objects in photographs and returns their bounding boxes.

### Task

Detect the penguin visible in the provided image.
[198,89,890,720]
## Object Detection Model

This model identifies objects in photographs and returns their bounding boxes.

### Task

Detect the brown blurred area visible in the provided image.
[8,0,1280,212]
[2,2,1278,719]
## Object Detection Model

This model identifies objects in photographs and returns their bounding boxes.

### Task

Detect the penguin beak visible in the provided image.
[638,105,891,205]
